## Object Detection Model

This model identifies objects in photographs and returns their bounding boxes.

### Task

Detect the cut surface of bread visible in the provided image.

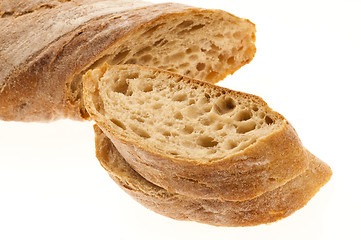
[84,64,309,201]
[94,125,332,227]
[0,0,256,121]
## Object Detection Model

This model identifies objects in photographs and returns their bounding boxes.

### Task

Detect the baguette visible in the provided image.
[84,64,309,201]
[0,0,256,121]
[94,125,332,227]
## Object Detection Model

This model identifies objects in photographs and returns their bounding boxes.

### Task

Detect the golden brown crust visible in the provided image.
[84,64,310,201]
[0,0,255,122]
[104,123,309,201]
[94,125,332,227]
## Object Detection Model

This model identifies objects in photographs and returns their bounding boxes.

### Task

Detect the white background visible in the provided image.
[1,0,360,239]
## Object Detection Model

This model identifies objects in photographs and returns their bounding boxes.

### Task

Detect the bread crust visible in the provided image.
[94,125,332,227]
[84,64,310,201]
[0,0,255,121]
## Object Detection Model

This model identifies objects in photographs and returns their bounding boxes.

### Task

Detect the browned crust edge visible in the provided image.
[94,125,332,227]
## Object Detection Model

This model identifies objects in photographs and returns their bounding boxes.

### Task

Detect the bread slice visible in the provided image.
[0,0,256,121]
[94,125,332,227]
[83,64,309,201]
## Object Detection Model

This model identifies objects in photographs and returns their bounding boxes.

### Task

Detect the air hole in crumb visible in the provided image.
[139,82,153,92]
[186,48,192,54]
[225,140,238,150]
[92,94,105,114]
[162,131,171,137]
[159,39,168,47]
[202,105,212,112]
[111,119,125,129]
[237,121,257,134]
[188,99,196,105]
[207,50,218,57]
[152,103,162,109]
[265,116,274,125]
[214,123,224,131]
[224,97,236,110]
[172,93,187,102]
[125,58,137,64]
[185,105,201,118]
[233,31,242,39]
[169,151,180,156]
[139,54,152,63]
[213,97,236,115]
[153,38,165,46]
[183,125,194,134]
[174,112,183,120]
[178,24,205,35]
[1,12,14,18]
[131,116,145,123]
[227,56,235,65]
[198,96,210,105]
[211,43,221,51]
[89,55,109,69]
[235,110,252,121]
[196,63,206,71]
[135,46,152,56]
[142,24,164,36]
[111,50,130,64]
[218,54,225,61]
[200,117,212,126]
[130,125,150,139]
[70,74,82,94]
[197,136,218,148]
[177,20,194,28]
[125,73,139,80]
[113,78,129,94]
[252,105,259,112]
[18,103,27,110]
[268,177,276,182]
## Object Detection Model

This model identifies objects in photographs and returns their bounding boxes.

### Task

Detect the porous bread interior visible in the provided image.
[70,10,255,117]
[89,65,282,162]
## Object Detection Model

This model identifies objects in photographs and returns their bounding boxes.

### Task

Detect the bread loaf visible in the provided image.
[94,125,332,227]
[0,0,256,121]
[83,64,309,201]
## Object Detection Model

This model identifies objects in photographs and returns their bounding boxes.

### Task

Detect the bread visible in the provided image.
[94,125,332,227]
[0,0,256,122]
[83,64,310,201]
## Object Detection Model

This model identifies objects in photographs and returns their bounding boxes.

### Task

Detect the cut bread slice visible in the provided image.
[94,125,332,227]
[0,0,256,121]
[84,64,310,201]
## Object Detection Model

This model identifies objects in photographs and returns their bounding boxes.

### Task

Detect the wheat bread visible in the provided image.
[84,64,310,201]
[94,125,332,227]
[0,0,256,121]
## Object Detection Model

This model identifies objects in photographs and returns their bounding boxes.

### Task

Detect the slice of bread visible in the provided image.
[84,64,310,201]
[0,0,256,121]
[94,125,332,227]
